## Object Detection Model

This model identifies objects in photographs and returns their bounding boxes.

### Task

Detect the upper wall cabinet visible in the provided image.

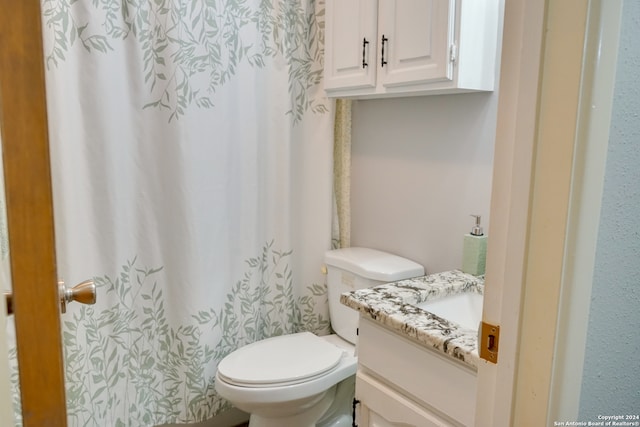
[323,0,501,99]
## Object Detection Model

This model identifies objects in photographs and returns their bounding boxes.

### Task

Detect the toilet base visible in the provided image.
[246,376,355,427]
[317,376,355,427]
[248,386,335,427]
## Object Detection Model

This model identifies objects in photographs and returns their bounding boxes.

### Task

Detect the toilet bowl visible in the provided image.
[215,248,424,427]
[215,333,356,427]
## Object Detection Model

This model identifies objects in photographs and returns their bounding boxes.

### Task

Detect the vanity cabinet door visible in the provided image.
[323,0,378,91]
[357,318,477,426]
[377,0,455,88]
[356,372,456,427]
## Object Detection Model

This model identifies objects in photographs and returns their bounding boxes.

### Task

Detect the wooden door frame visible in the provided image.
[511,0,590,424]
[0,1,67,425]
[474,0,547,423]
[476,0,594,425]
[547,0,623,420]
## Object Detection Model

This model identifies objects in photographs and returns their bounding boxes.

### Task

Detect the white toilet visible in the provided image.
[215,247,424,427]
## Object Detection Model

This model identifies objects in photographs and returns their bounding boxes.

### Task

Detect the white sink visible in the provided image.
[415,292,483,331]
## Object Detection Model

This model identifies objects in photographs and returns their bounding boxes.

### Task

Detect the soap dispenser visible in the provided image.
[462,215,487,276]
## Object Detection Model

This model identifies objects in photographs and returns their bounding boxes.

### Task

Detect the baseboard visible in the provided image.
[155,407,250,427]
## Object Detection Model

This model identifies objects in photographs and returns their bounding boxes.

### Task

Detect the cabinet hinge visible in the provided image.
[479,321,500,364]
[449,43,458,63]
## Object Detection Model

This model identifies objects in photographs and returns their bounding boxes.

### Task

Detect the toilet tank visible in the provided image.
[324,248,424,344]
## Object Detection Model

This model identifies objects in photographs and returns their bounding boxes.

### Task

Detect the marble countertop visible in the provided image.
[340,270,483,369]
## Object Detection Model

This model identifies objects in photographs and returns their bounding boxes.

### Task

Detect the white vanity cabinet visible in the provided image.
[354,318,477,427]
[323,0,500,99]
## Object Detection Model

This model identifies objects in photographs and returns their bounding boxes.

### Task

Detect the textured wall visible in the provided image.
[579,0,640,416]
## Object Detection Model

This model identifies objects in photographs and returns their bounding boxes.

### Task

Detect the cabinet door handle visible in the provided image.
[352,398,360,427]
[362,38,369,68]
[381,35,388,67]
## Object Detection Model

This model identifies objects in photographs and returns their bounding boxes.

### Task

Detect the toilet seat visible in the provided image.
[217,332,346,387]
[215,333,357,407]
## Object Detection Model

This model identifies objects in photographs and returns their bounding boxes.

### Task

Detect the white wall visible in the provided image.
[350,92,499,274]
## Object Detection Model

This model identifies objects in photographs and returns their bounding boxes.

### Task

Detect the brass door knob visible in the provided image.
[3,279,97,315]
[59,279,97,313]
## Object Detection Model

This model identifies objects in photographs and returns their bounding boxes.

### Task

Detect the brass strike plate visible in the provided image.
[479,321,500,364]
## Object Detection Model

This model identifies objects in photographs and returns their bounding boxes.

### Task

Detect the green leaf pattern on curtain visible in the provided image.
[41,0,328,122]
[10,241,330,426]
[21,1,333,425]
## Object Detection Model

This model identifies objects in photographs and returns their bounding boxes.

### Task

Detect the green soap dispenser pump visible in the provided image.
[462,214,487,276]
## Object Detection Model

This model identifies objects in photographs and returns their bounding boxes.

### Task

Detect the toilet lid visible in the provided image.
[217,332,345,386]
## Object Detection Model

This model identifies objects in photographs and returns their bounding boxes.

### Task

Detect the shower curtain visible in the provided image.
[9,0,334,425]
